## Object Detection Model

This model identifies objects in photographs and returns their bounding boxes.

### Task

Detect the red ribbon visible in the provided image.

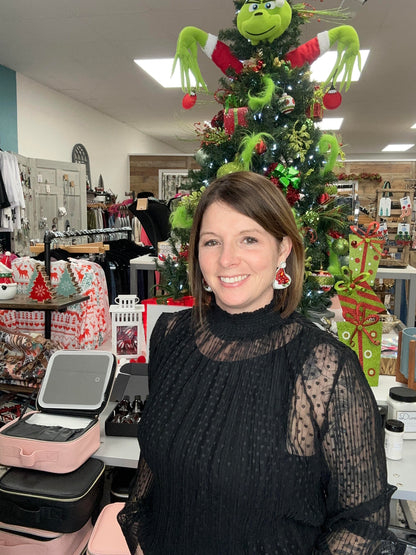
[344,306,380,346]
[344,304,380,367]
[349,221,385,256]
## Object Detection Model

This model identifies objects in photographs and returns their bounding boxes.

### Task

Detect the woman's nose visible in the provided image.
[219,243,239,266]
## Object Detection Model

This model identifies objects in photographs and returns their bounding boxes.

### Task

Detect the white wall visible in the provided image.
[16,74,180,201]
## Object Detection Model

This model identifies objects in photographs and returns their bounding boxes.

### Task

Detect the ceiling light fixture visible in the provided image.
[134,58,196,88]
[310,50,369,83]
[339,0,367,7]
[316,118,344,131]
[382,144,415,152]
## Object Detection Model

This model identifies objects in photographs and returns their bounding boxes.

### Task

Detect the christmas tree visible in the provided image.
[159,0,360,314]
[28,265,56,303]
[55,263,81,297]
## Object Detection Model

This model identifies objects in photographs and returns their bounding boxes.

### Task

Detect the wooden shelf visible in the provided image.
[30,242,110,254]
[0,293,89,311]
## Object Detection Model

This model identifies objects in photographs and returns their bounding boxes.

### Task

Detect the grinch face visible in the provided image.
[237,0,292,45]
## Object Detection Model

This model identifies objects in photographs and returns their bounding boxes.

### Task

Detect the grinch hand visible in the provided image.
[173,0,360,96]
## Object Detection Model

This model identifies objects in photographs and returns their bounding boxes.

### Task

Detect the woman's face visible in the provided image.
[198,201,291,314]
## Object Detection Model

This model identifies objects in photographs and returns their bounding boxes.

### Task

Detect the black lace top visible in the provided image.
[118,303,402,554]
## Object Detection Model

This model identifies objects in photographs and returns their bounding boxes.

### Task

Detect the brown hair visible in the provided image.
[189,171,305,319]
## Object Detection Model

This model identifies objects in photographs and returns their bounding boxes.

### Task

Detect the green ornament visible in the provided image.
[332,238,349,256]
[311,270,335,292]
[303,210,320,227]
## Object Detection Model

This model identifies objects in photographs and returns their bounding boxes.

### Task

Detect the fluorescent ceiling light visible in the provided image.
[310,50,370,83]
[316,118,343,130]
[411,123,416,129]
[382,144,415,152]
[134,58,196,88]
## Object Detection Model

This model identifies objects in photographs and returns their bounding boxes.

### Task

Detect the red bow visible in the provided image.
[344,305,381,347]
[349,221,384,255]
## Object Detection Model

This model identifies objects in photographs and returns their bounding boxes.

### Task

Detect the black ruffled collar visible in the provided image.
[205,300,287,340]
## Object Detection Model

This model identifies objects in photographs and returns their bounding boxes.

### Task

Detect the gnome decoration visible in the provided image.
[0,260,17,300]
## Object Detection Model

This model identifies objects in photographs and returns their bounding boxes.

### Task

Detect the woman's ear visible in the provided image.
[279,236,292,262]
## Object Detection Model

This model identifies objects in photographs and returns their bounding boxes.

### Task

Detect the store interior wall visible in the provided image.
[15,73,183,202]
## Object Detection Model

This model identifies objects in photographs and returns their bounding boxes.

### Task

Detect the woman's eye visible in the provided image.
[203,239,218,247]
[244,236,258,245]
[248,3,259,12]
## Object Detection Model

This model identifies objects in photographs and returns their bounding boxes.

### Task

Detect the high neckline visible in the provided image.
[205,299,285,339]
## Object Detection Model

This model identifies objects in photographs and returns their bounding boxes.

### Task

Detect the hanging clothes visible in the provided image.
[0,152,25,230]
[0,167,10,210]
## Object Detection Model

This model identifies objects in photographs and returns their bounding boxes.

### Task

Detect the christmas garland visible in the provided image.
[336,172,383,183]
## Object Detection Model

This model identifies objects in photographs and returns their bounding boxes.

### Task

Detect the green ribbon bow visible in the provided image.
[272,163,301,191]
[334,266,371,294]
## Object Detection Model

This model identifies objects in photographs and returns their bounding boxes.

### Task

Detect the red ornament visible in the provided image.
[323,87,342,110]
[255,60,264,72]
[255,140,267,154]
[211,110,224,128]
[317,192,330,205]
[182,92,197,110]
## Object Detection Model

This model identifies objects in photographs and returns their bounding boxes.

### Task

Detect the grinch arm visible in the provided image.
[173,26,211,92]
[202,34,243,76]
[325,25,361,91]
[319,134,339,176]
[173,27,243,93]
[284,32,330,68]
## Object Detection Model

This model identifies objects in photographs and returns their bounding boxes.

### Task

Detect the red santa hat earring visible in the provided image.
[273,261,291,290]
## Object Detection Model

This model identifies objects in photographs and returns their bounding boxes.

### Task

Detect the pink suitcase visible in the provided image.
[0,518,93,555]
[87,502,130,555]
[0,351,116,473]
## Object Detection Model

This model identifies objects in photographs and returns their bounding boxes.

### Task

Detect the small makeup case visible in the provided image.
[0,457,105,533]
[0,517,93,555]
[86,502,130,555]
[0,350,116,473]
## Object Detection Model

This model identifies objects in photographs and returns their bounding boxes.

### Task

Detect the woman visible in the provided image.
[118,172,402,554]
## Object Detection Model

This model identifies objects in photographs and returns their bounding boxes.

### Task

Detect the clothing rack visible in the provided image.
[42,227,132,276]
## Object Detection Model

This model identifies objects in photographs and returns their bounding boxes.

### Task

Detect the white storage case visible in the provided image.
[0,351,116,473]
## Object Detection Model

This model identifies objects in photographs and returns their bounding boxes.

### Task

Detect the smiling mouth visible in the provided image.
[220,275,248,284]
[246,25,275,36]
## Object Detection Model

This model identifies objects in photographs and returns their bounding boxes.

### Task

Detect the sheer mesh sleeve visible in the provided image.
[117,455,153,555]
[313,346,403,554]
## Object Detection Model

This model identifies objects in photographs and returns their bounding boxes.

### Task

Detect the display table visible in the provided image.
[95,402,140,469]
[0,293,89,339]
[377,265,416,328]
[130,254,157,299]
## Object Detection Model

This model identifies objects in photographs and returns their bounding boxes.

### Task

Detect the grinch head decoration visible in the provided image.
[236,0,292,45]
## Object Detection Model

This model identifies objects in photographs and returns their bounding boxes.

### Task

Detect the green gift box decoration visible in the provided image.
[337,303,382,387]
[348,222,385,287]
[334,268,385,319]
